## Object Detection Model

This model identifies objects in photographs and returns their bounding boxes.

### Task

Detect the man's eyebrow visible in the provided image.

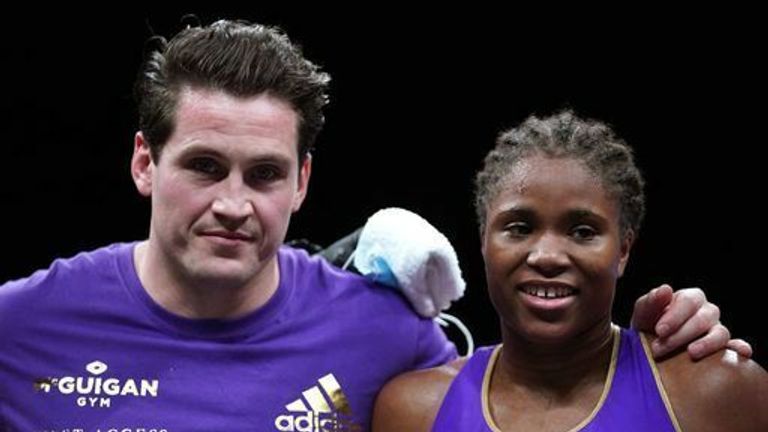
[178,145,293,164]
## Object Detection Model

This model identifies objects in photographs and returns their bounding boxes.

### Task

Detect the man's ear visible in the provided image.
[292,153,312,212]
[131,132,154,197]
[617,229,635,278]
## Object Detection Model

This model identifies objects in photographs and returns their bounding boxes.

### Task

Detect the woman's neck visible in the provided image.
[497,321,616,392]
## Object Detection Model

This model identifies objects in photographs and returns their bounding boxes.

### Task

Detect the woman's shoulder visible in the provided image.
[656,342,768,432]
[371,356,470,432]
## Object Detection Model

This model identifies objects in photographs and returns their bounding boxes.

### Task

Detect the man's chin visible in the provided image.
[187,258,261,286]
[194,270,253,288]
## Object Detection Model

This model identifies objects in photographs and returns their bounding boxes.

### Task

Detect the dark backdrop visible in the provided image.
[2,6,763,365]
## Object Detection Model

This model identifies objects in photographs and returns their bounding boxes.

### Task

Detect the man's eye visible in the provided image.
[189,158,222,176]
[249,166,282,183]
[504,222,531,237]
[571,225,597,241]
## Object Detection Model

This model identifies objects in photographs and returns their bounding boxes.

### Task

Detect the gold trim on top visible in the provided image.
[481,345,504,432]
[480,325,621,432]
[639,332,683,432]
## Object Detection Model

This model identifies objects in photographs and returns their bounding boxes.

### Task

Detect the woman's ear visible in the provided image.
[617,229,635,277]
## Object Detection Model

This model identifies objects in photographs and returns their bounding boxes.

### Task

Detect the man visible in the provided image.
[0,19,746,431]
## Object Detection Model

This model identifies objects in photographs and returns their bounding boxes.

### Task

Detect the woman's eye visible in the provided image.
[504,222,531,237]
[571,225,597,241]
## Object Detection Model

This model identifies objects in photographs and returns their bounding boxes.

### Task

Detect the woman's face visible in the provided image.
[482,154,633,344]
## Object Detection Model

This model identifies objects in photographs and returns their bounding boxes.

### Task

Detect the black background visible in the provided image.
[2,6,763,365]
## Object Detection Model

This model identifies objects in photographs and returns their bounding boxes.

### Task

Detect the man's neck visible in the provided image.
[133,240,280,319]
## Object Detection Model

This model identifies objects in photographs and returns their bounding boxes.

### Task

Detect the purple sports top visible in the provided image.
[432,327,681,431]
[0,243,455,432]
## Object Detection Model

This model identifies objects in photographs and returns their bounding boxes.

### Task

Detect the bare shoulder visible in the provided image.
[653,335,768,432]
[371,357,468,432]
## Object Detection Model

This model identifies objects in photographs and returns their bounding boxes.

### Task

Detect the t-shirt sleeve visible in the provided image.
[412,317,458,369]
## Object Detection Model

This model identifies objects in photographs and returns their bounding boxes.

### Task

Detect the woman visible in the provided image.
[372,111,767,431]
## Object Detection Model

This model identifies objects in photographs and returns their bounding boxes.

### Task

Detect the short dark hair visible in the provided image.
[474,110,645,237]
[134,19,330,162]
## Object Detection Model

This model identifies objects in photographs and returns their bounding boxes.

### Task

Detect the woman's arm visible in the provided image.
[372,360,464,432]
[658,344,768,431]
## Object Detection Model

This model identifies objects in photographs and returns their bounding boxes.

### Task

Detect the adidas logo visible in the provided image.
[274,373,361,432]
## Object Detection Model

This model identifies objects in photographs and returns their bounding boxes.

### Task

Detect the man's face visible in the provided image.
[132,87,311,289]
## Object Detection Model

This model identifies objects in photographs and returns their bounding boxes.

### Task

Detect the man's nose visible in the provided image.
[211,176,255,222]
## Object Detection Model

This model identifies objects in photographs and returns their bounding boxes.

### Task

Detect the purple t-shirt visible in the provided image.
[432,328,680,431]
[0,243,456,432]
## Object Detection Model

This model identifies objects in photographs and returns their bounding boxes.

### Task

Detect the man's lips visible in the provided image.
[199,230,255,242]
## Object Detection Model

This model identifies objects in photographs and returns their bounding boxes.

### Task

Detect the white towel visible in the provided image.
[353,208,466,317]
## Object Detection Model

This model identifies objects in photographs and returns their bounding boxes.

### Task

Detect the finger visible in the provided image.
[631,284,673,332]
[684,323,730,360]
[725,338,753,359]
[654,287,708,338]
[651,304,721,359]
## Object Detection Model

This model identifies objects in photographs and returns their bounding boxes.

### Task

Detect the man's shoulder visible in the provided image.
[0,242,133,300]
[0,242,134,345]
[280,244,412,307]
[278,245,454,356]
